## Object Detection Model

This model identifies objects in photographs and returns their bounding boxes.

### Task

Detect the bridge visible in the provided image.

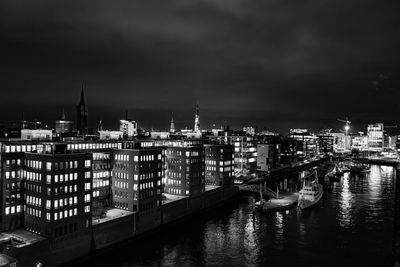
[245,156,330,186]
[353,157,399,167]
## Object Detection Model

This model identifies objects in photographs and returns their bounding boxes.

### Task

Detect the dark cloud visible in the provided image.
[1,0,399,132]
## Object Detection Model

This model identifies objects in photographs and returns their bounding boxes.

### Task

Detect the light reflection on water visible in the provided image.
[338,172,354,228]
[82,165,396,267]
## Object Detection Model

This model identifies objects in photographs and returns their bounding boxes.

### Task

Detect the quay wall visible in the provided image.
[1,186,240,266]
[162,198,188,224]
[92,213,136,250]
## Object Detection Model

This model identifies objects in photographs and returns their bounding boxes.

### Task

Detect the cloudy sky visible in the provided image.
[1,0,399,133]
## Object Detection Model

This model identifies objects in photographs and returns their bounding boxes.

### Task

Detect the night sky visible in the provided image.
[1,0,400,133]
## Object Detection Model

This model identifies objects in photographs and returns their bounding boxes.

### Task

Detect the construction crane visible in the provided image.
[338,117,351,136]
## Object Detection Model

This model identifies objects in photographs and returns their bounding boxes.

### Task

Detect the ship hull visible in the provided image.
[298,184,323,210]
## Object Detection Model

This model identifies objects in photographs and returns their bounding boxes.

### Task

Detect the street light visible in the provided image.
[345,125,350,136]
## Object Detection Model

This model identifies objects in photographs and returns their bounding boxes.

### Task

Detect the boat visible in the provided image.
[325,165,342,181]
[298,171,323,210]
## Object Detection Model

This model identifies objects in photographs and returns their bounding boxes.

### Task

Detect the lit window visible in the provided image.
[46,162,52,171]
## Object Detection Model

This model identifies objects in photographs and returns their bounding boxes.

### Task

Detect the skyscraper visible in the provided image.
[76,85,88,135]
[194,102,200,132]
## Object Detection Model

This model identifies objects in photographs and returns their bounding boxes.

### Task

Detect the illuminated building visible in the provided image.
[164,145,205,197]
[257,143,281,172]
[288,129,318,159]
[24,149,92,248]
[317,129,334,153]
[55,109,73,134]
[119,114,137,138]
[76,85,88,136]
[91,152,111,217]
[351,133,368,151]
[209,134,257,177]
[367,123,384,152]
[0,141,26,231]
[194,102,200,133]
[99,130,123,140]
[204,144,234,186]
[111,147,163,213]
[150,132,170,139]
[243,127,256,136]
[21,129,52,141]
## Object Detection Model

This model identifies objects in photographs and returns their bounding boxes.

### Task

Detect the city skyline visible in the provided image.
[1,1,400,132]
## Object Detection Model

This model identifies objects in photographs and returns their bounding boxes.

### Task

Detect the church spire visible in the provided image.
[61,108,66,121]
[170,112,175,133]
[79,84,86,106]
[194,102,200,132]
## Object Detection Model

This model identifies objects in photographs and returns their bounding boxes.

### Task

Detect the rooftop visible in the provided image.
[162,193,189,204]
[92,208,134,225]
[0,228,47,248]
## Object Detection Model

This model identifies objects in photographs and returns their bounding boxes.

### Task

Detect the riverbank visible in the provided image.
[0,186,240,267]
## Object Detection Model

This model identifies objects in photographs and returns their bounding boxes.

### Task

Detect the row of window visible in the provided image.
[25,171,41,182]
[93,179,110,188]
[4,205,22,215]
[115,154,130,161]
[4,159,22,166]
[4,144,43,153]
[67,142,121,151]
[93,152,110,160]
[49,197,78,209]
[205,160,232,166]
[165,188,185,195]
[45,161,78,171]
[93,171,110,179]
[46,173,78,184]
[27,207,41,218]
[166,150,203,157]
[92,191,100,197]
[26,183,41,194]
[51,208,78,221]
[26,195,42,207]
[167,179,182,186]
[205,166,233,172]
[114,181,129,189]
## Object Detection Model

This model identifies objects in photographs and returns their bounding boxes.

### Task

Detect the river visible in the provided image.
[81,164,395,267]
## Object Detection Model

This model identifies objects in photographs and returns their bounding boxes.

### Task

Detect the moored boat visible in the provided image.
[298,171,323,210]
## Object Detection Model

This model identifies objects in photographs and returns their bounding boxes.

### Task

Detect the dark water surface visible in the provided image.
[81,165,395,267]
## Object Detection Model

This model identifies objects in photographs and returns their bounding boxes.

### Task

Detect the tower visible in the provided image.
[76,85,88,135]
[170,112,175,133]
[194,102,200,132]
[61,108,66,121]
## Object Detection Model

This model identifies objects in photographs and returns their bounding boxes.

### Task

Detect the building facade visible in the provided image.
[204,144,234,186]
[164,146,205,197]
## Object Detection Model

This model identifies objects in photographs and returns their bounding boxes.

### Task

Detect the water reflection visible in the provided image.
[81,165,395,267]
[338,172,354,228]
[274,212,284,249]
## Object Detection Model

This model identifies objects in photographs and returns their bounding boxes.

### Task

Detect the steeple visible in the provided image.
[79,84,86,106]
[125,110,129,121]
[61,108,66,121]
[170,112,175,133]
[76,84,89,135]
[194,102,200,132]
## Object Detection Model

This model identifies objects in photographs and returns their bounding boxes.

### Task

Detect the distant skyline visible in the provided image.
[1,1,399,133]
